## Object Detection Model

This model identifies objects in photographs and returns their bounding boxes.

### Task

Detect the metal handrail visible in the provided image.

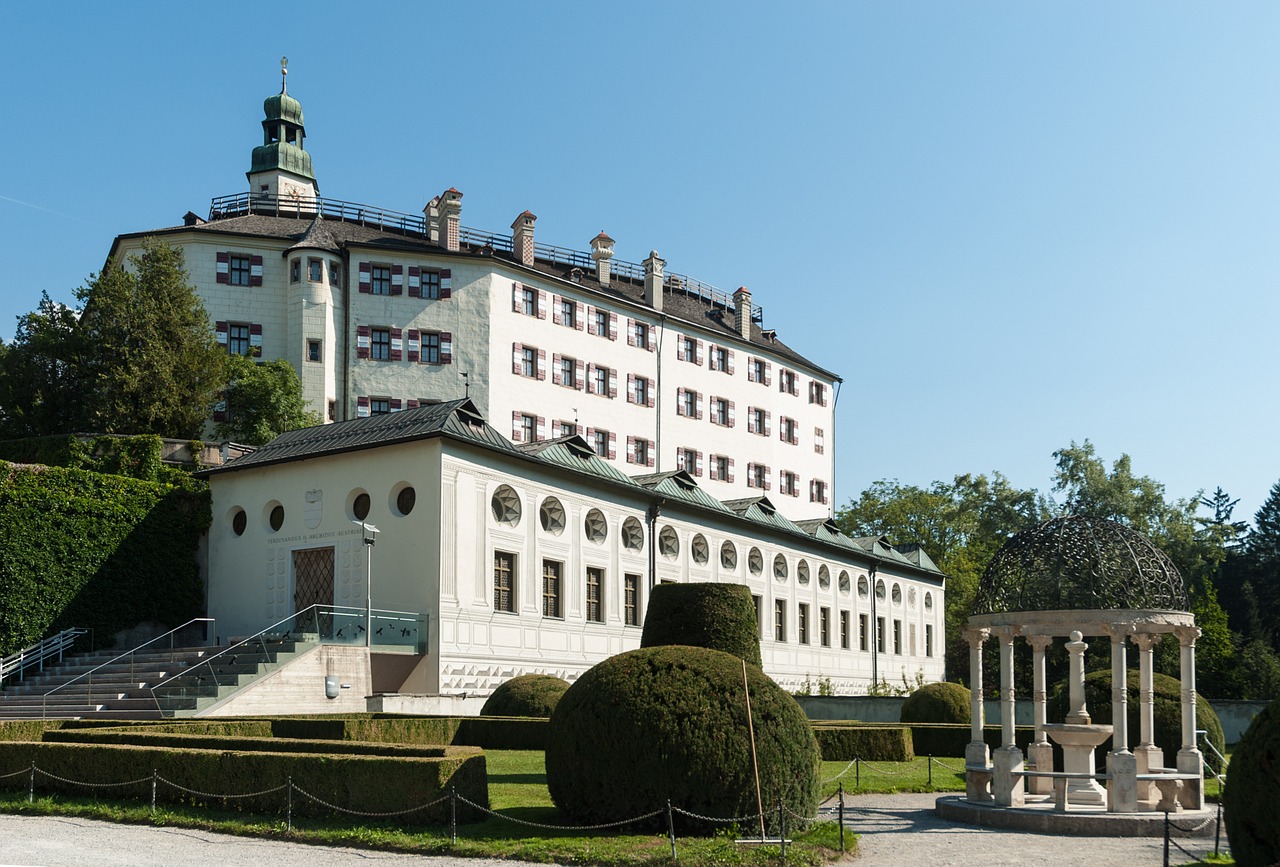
[0,628,88,687]
[40,618,213,718]
[1197,729,1229,784]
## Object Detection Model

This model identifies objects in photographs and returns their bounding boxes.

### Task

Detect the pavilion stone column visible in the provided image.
[1024,634,1055,794]
[1175,625,1205,810]
[1131,633,1164,789]
[992,627,1025,807]
[1105,622,1137,813]
[964,628,993,803]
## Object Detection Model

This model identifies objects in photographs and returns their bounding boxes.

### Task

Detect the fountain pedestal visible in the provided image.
[1042,723,1113,806]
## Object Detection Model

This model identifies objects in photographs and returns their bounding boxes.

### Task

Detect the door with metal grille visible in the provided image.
[293,547,335,614]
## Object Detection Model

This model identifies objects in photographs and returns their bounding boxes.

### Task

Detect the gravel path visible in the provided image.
[839,792,1226,866]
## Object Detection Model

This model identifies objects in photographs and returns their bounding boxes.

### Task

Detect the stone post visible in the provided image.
[1025,634,1054,793]
[964,628,992,802]
[1105,623,1137,812]
[1175,625,1204,810]
[1065,631,1090,724]
[992,628,1025,807]
[1131,632,1163,793]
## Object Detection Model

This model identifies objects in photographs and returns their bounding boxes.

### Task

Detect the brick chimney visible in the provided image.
[512,211,537,266]
[440,188,463,252]
[423,196,440,244]
[590,231,615,286]
[733,286,752,339]
[643,250,665,312]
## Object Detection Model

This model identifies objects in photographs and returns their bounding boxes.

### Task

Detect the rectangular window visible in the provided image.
[560,298,576,328]
[712,397,729,426]
[560,356,577,388]
[811,479,828,504]
[860,614,869,652]
[926,623,934,658]
[228,323,250,356]
[774,600,787,642]
[593,366,609,396]
[542,560,563,619]
[840,611,850,650]
[877,617,886,653]
[306,339,322,363]
[624,574,641,626]
[229,255,252,286]
[677,448,697,474]
[522,287,537,316]
[750,463,768,489]
[370,398,391,415]
[712,346,729,372]
[290,258,301,282]
[820,607,831,647]
[585,567,604,623]
[594,309,609,336]
[750,407,768,436]
[713,455,730,481]
[371,328,391,361]
[780,471,799,497]
[798,603,810,644]
[522,346,537,377]
[751,357,767,383]
[815,428,825,455]
[893,619,902,654]
[308,258,323,283]
[559,420,578,437]
[371,265,392,295]
[593,429,610,457]
[781,416,797,445]
[780,369,797,395]
[631,437,651,466]
[331,262,342,285]
[679,389,697,417]
[494,551,517,612]
[634,322,649,349]
[521,414,537,443]
[681,335,697,361]
[421,270,441,299]
[753,595,763,638]
[634,376,650,406]
[810,381,827,405]
[421,331,441,364]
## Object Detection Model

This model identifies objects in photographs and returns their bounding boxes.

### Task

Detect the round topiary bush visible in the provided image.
[1225,696,1280,866]
[901,682,971,724]
[480,674,570,717]
[546,645,818,833]
[1047,669,1225,765]
[640,582,761,666]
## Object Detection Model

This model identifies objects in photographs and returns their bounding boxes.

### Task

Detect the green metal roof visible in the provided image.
[517,437,636,485]
[633,471,735,514]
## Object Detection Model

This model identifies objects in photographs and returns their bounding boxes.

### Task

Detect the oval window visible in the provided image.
[584,509,608,544]
[269,504,285,532]
[622,517,645,551]
[691,534,709,565]
[748,547,764,576]
[858,575,869,598]
[818,565,831,590]
[352,492,371,521]
[839,570,851,594]
[491,485,522,526]
[773,554,788,582]
[396,486,416,516]
[720,540,738,571]
[231,508,247,536]
[797,560,810,585]
[539,497,566,535]
[659,526,680,560]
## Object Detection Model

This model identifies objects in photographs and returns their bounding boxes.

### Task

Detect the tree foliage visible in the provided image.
[214,355,321,446]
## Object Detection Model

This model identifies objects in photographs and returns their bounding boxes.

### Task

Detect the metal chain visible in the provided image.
[1168,814,1217,835]
[821,759,858,784]
[931,757,967,773]
[34,768,152,789]
[457,794,664,831]
[670,804,761,824]
[855,760,916,777]
[0,767,32,780]
[1168,835,1203,861]
[782,803,823,823]
[291,783,449,818]
[158,778,288,800]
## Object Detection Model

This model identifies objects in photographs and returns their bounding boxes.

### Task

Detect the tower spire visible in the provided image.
[280,55,288,94]
[248,60,318,200]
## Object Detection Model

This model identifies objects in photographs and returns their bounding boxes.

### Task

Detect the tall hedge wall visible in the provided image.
[0,435,167,482]
[0,461,208,655]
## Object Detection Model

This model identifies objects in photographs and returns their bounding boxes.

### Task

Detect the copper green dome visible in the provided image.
[249,80,315,184]
[972,515,1188,615]
[264,90,304,125]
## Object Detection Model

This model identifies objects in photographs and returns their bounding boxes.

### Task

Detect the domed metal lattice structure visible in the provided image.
[972,515,1188,615]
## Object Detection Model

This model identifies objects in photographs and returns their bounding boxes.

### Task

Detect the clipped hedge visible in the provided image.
[900,682,971,724]
[272,715,549,750]
[906,723,1037,758]
[42,728,461,758]
[546,646,818,833]
[0,461,208,655]
[0,720,69,742]
[0,740,486,824]
[480,674,569,718]
[640,583,762,666]
[811,725,913,761]
[1225,696,1280,866]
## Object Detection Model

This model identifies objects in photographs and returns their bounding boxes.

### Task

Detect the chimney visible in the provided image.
[423,196,441,244]
[511,211,537,266]
[643,250,665,312]
[440,188,463,252]
[733,286,752,339]
[590,231,615,286]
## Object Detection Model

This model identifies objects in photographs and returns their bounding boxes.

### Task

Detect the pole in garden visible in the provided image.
[838,784,845,853]
[666,799,678,863]
[742,658,767,842]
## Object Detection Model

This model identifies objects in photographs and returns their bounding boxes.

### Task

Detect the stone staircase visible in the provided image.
[0,638,316,720]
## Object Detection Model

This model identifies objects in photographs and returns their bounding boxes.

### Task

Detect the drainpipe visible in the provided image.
[654,313,666,471]
[830,379,842,519]
[341,249,352,419]
[869,561,879,688]
[647,499,663,590]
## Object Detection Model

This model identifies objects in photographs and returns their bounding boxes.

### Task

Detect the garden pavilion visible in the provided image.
[961,515,1205,816]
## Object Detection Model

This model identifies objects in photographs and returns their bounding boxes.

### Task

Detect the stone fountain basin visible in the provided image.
[1041,723,1113,747]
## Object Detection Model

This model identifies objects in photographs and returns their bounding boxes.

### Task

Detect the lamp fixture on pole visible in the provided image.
[353,520,380,647]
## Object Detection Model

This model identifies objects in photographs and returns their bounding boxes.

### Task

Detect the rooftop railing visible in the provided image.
[208,191,764,323]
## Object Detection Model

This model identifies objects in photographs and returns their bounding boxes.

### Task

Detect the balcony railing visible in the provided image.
[208,192,764,323]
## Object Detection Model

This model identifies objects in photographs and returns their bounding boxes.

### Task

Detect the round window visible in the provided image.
[720,540,738,571]
[925,592,934,611]
[352,492,371,521]
[691,534,709,565]
[858,575,869,598]
[269,504,285,532]
[818,565,831,590]
[622,517,645,551]
[539,497,566,535]
[231,508,247,536]
[839,570,851,594]
[659,526,679,560]
[891,583,902,604]
[748,547,764,576]
[491,485,522,526]
[875,580,886,600]
[773,554,788,582]
[584,509,608,544]
[797,560,810,585]
[396,486,416,516]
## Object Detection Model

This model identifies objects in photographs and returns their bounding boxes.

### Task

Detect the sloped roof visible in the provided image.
[633,470,735,514]
[516,436,636,484]
[286,214,340,254]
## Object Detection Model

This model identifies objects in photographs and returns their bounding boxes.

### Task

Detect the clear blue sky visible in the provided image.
[2,2,1277,527]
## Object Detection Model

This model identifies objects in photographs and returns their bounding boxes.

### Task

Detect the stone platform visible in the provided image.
[935,795,1217,837]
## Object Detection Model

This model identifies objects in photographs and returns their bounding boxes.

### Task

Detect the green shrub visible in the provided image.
[1048,669,1225,767]
[546,646,818,833]
[0,721,68,742]
[455,717,548,750]
[640,583,762,666]
[900,682,971,724]
[1225,696,1280,866]
[480,674,569,718]
[812,726,913,761]
[905,723,1037,758]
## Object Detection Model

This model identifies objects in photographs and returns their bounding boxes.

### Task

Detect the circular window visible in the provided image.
[691,534,709,565]
[269,504,285,532]
[875,579,886,600]
[720,540,738,571]
[858,575,869,598]
[925,592,934,611]
[838,570,851,594]
[622,517,645,551]
[748,547,764,576]
[352,492,371,521]
[491,485,522,526]
[892,583,902,604]
[908,588,917,609]
[819,565,831,590]
[797,560,810,585]
[773,554,788,582]
[584,508,608,544]
[659,526,679,560]
[396,485,416,516]
[539,497,566,535]
[231,508,247,536]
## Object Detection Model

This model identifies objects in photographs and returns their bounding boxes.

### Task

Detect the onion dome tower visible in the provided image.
[247,57,318,202]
